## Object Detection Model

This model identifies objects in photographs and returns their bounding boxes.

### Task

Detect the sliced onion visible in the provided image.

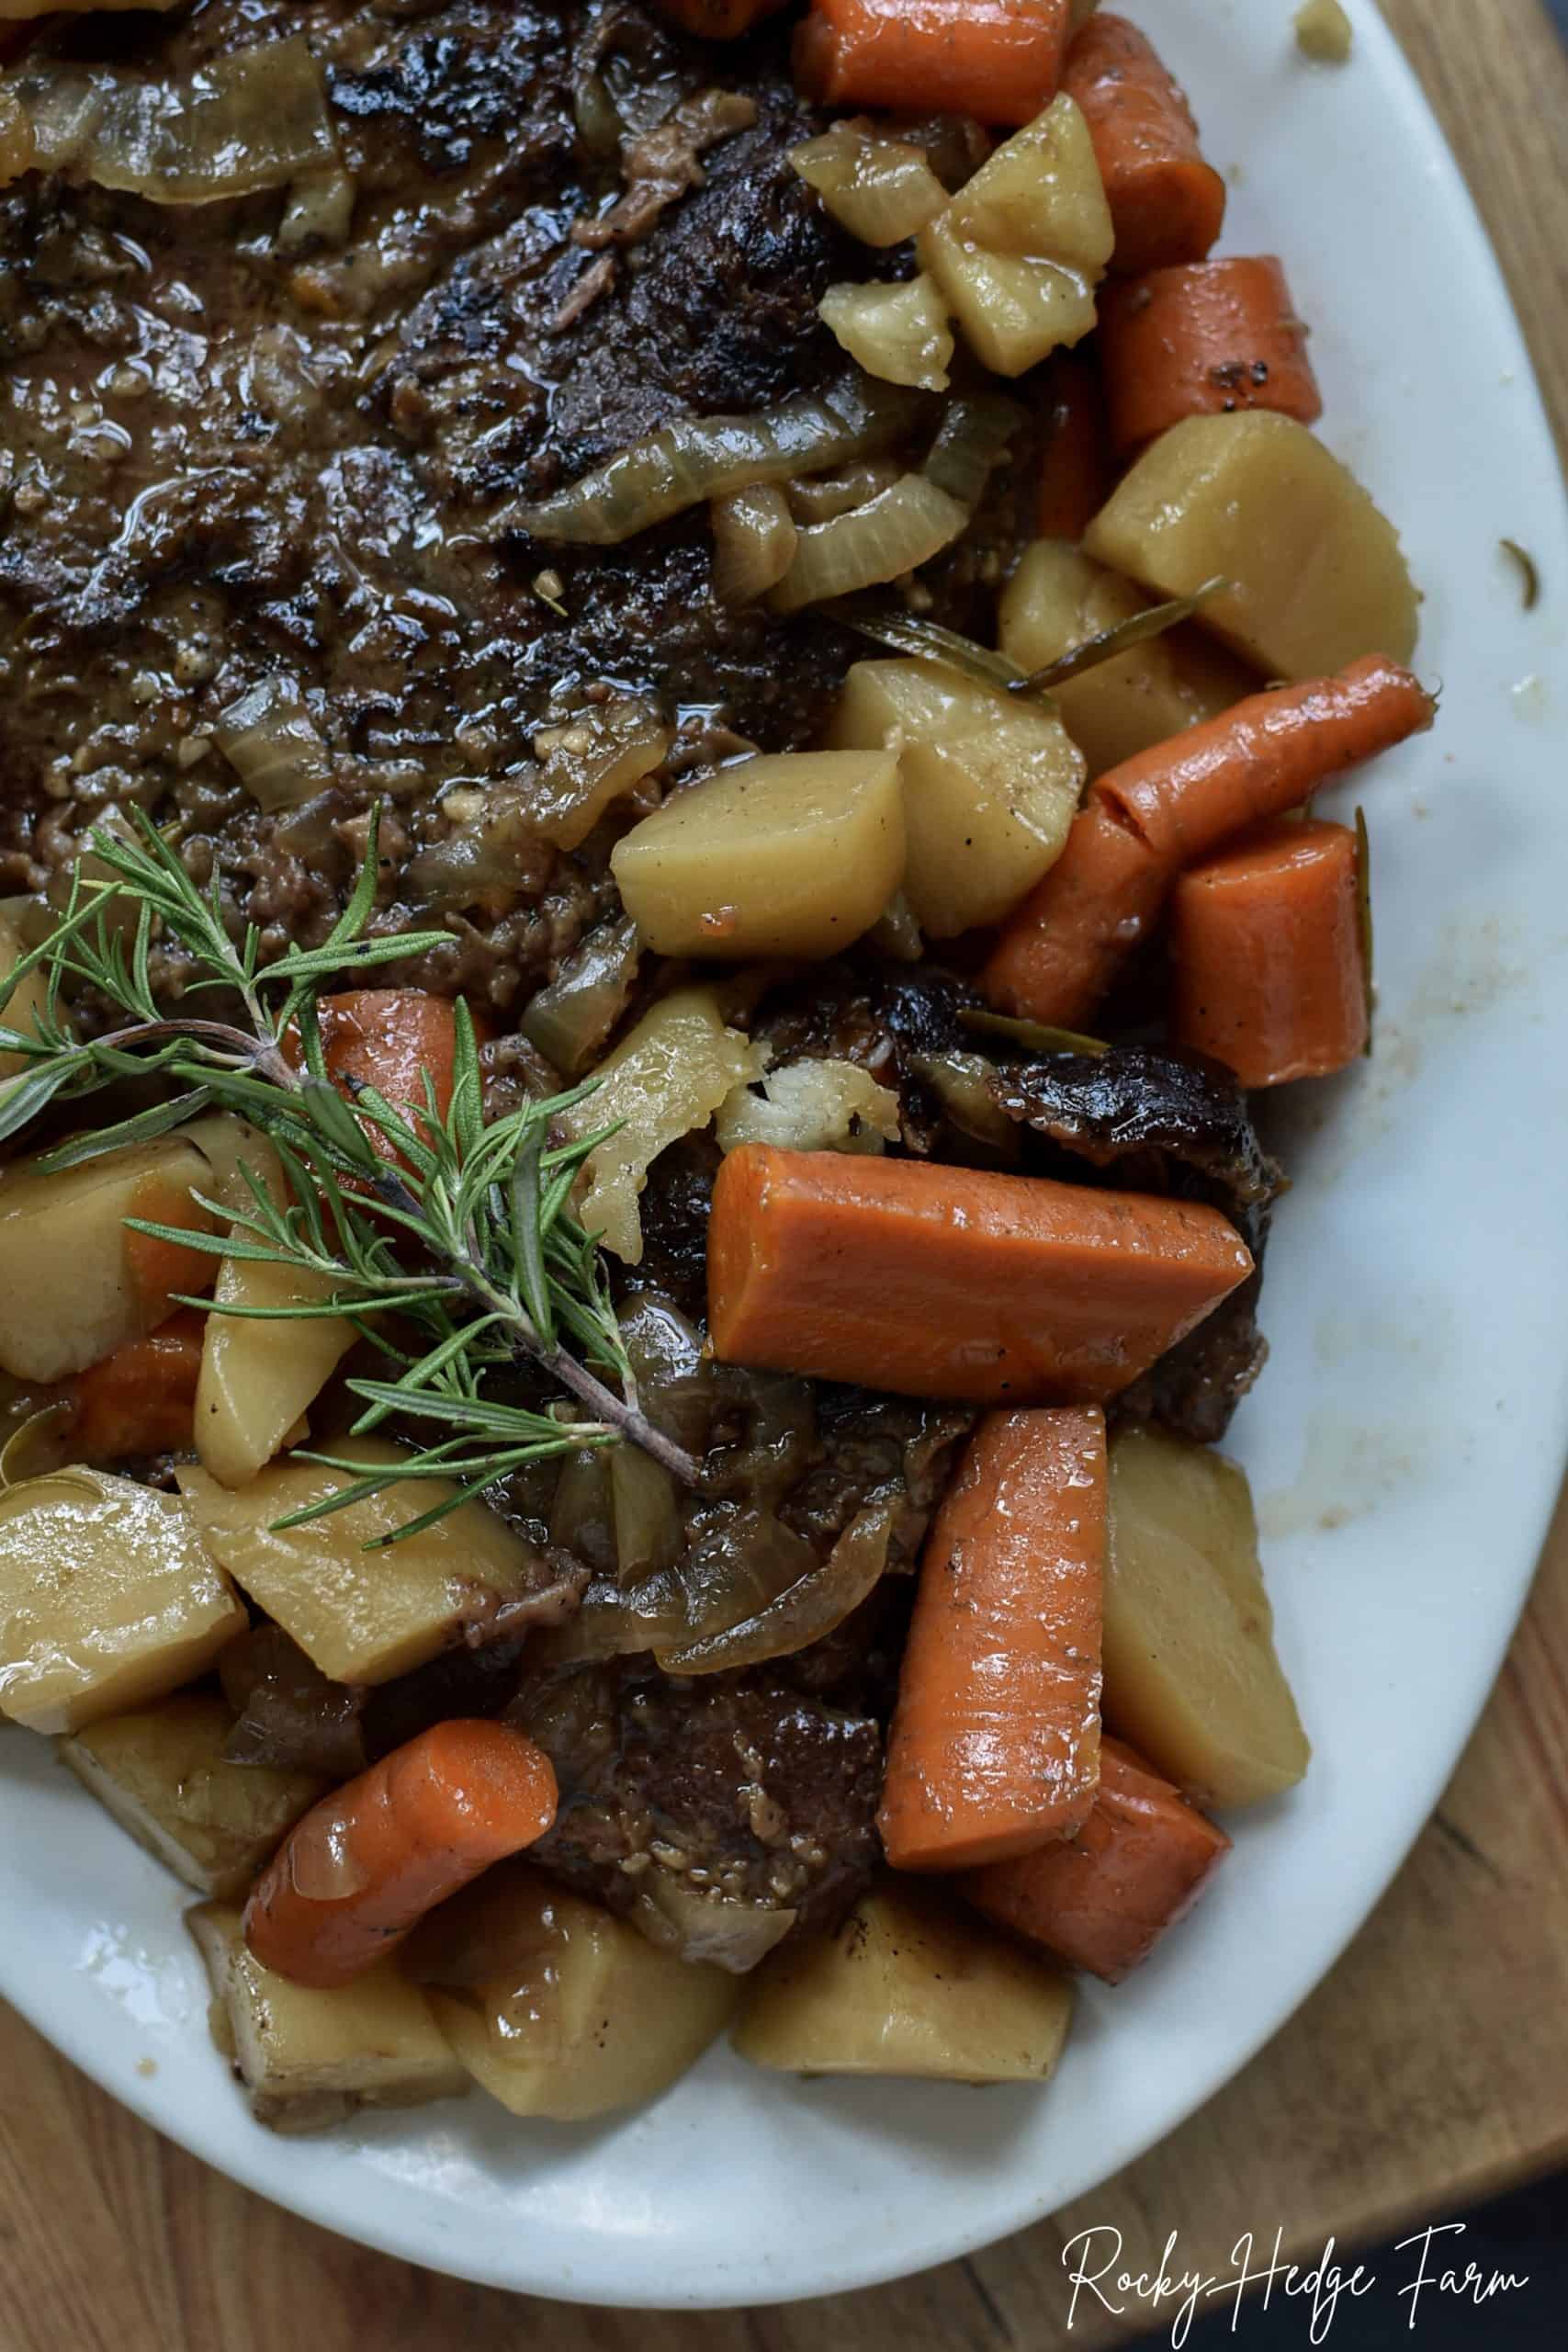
[910,1049,1021,1153]
[924,393,1025,507]
[769,473,970,616]
[278,165,356,253]
[634,1879,796,1972]
[785,458,903,525]
[617,1294,711,1456]
[17,38,342,206]
[548,1446,616,1577]
[710,484,797,605]
[790,121,947,247]
[491,376,927,548]
[609,1442,682,1589]
[868,890,923,963]
[654,1501,894,1675]
[520,917,642,1078]
[530,698,669,851]
[214,675,334,812]
[531,1503,815,1665]
[0,86,34,187]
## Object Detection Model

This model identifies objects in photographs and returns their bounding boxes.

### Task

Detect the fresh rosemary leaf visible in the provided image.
[35,1087,218,1174]
[0,802,704,1531]
[1010,577,1228,695]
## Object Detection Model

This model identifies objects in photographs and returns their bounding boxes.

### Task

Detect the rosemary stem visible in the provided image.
[448,1251,701,1488]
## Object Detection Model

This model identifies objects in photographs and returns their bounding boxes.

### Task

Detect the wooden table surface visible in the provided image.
[5,6,1568,2346]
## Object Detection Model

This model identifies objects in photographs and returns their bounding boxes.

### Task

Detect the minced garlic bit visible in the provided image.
[1294,0,1353,63]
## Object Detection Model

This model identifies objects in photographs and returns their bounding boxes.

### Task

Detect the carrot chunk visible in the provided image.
[69,1309,207,1463]
[1099,257,1323,454]
[981,655,1434,1027]
[1168,818,1368,1086]
[965,1735,1230,1980]
[707,1145,1253,1408]
[795,0,1071,129]
[299,989,459,1168]
[880,1407,1106,1871]
[1035,351,1115,541]
[244,1720,558,1989]
[1061,13,1226,274]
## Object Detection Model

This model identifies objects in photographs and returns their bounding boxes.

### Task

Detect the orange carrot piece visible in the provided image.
[707,1144,1253,1408]
[310,989,459,1167]
[981,795,1169,1032]
[69,1309,207,1463]
[1099,257,1323,455]
[965,1734,1230,1981]
[1168,818,1368,1086]
[795,0,1071,129]
[981,655,1434,1026]
[1062,13,1226,274]
[880,1408,1106,1871]
[1035,352,1115,541]
[1098,655,1433,865]
[244,1720,558,1989]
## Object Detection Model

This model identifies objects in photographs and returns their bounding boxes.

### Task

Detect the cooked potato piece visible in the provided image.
[0,911,53,1080]
[920,96,1113,377]
[60,1693,325,1898]
[176,1441,548,1686]
[188,1901,467,2133]
[570,988,764,1263]
[716,1057,902,1157]
[0,1132,221,1383]
[818,275,953,390]
[998,540,1257,776]
[1106,1424,1310,1809]
[829,659,1084,935]
[611,752,905,962]
[0,1470,246,1734]
[418,1864,739,2120]
[1085,413,1420,680]
[735,1879,1075,2083]
[196,1135,356,1489]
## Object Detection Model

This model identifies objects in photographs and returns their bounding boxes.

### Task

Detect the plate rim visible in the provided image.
[3,0,1568,2309]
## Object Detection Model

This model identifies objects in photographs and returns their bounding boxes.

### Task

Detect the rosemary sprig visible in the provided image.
[0,806,700,1541]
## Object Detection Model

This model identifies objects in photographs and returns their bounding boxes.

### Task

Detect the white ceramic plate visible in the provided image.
[3,0,1566,2309]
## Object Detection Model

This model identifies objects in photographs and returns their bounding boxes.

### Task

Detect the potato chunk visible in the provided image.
[1106,1424,1310,1809]
[734,1879,1074,2083]
[1085,413,1419,679]
[416,1864,739,2120]
[176,1441,548,1686]
[999,540,1256,776]
[0,1470,245,1734]
[829,659,1084,935]
[920,96,1113,377]
[571,987,764,1263]
[196,1135,357,1489]
[0,1133,221,1383]
[60,1692,325,1898]
[611,751,905,962]
[188,1901,467,2134]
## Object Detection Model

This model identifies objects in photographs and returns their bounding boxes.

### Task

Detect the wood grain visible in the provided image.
[3,6,1566,2346]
